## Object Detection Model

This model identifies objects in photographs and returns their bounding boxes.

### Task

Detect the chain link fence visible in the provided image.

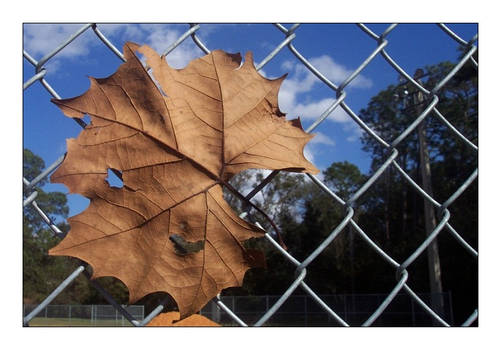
[200,292,454,326]
[22,23,478,327]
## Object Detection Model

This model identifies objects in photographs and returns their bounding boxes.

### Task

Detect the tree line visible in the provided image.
[23,50,477,324]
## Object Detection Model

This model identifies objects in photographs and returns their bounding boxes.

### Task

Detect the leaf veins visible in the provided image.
[49,42,318,318]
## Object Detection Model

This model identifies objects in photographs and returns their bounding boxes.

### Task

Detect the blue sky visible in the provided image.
[23,23,478,217]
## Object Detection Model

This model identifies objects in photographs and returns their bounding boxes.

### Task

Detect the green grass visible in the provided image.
[27,317,136,327]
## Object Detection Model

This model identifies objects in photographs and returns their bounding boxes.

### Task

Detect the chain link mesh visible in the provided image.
[22,23,478,327]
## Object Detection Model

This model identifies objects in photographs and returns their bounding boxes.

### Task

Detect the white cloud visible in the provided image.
[308,55,373,89]
[278,55,372,123]
[346,135,359,142]
[309,131,335,146]
[278,56,372,167]
[280,60,294,71]
[290,97,351,122]
[228,168,272,203]
[101,24,204,69]
[303,144,315,163]
[302,132,336,172]
[23,24,203,74]
[23,24,93,75]
[276,54,371,165]
[24,24,95,59]
[135,25,202,69]
[344,121,364,142]
[281,55,373,90]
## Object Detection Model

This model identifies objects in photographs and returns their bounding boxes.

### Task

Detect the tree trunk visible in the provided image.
[418,119,445,322]
[414,74,445,323]
[401,154,408,236]
[384,170,391,244]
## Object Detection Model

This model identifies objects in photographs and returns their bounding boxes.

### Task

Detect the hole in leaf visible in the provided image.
[82,115,91,125]
[106,168,123,188]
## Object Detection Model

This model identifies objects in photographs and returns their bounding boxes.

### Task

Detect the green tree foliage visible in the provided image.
[23,149,130,306]
[357,55,477,323]
[23,149,78,304]
[225,171,310,295]
[229,52,477,325]
[232,164,368,296]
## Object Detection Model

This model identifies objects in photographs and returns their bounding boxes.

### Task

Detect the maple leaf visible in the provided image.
[48,42,318,318]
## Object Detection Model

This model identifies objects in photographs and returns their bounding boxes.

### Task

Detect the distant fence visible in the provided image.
[23,293,452,327]
[23,304,144,326]
[201,293,453,326]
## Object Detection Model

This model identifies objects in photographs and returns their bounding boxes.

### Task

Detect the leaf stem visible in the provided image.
[222,180,287,250]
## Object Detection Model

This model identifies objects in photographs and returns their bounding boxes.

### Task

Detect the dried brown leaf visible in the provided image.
[49,42,318,318]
